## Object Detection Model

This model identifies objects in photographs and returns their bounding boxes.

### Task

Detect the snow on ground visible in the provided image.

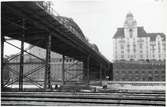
[7,81,165,91]
[107,83,165,90]
[7,85,42,88]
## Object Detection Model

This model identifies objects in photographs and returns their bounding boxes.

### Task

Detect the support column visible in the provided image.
[83,61,87,81]
[44,34,52,90]
[109,64,113,81]
[104,67,107,81]
[1,36,4,88]
[100,64,102,85]
[19,19,25,91]
[87,55,90,84]
[62,55,65,85]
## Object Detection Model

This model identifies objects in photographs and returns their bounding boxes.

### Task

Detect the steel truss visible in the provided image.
[1,11,110,91]
[2,36,109,91]
[63,57,84,83]
[2,37,46,90]
[2,37,89,91]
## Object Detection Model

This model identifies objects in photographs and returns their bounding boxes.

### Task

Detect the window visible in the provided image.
[129,71,132,74]
[140,44,143,48]
[148,71,152,74]
[121,45,124,49]
[152,45,155,52]
[148,77,153,81]
[161,71,165,74]
[127,44,130,48]
[163,43,166,51]
[140,55,143,58]
[158,42,161,53]
[127,44,130,52]
[129,29,133,38]
[133,44,136,47]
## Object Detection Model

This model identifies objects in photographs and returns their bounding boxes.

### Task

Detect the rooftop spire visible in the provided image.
[126,12,133,18]
[124,12,137,28]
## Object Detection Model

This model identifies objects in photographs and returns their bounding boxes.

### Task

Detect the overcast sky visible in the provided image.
[4,0,167,62]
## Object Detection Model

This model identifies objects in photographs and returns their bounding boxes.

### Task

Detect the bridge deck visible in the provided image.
[1,2,110,68]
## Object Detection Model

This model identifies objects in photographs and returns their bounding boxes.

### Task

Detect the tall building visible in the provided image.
[113,12,166,61]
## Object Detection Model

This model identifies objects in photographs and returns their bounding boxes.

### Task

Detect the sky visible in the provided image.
[4,0,167,62]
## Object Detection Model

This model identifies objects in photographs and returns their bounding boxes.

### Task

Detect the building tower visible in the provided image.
[113,12,166,61]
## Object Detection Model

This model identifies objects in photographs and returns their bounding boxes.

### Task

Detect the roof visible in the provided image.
[126,12,133,18]
[113,28,124,38]
[147,33,166,41]
[113,27,147,39]
[137,27,147,37]
[113,27,166,41]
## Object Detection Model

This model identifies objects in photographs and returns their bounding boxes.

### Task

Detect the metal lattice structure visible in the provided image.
[1,1,111,91]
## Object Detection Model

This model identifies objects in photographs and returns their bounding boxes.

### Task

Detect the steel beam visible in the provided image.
[62,55,65,85]
[19,19,25,91]
[44,34,52,90]
[1,36,4,88]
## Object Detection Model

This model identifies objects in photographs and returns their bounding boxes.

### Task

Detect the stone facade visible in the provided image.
[113,61,165,81]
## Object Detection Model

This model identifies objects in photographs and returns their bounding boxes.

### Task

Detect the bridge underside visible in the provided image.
[1,2,111,91]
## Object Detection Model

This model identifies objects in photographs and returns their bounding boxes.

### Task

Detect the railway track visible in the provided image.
[1,91,165,106]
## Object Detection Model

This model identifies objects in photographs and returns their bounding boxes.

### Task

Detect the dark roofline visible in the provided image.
[113,26,166,41]
[113,27,124,39]
[148,33,166,41]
